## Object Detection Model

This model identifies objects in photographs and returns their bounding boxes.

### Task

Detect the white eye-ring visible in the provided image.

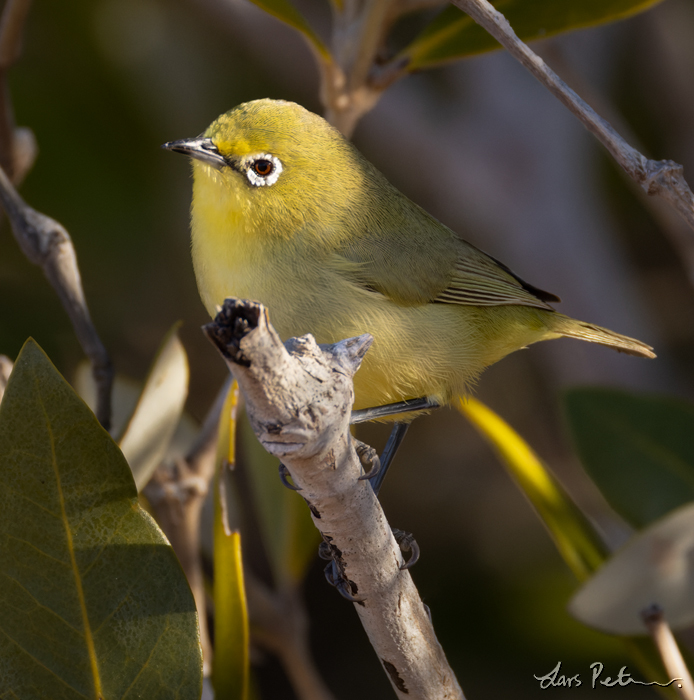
[244,154,283,187]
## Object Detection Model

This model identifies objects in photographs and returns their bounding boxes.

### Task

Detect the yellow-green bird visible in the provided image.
[165,99,654,417]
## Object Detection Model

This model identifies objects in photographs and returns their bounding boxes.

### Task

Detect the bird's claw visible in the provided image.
[318,540,332,561]
[278,463,302,490]
[393,527,420,569]
[354,439,382,481]
[324,560,361,602]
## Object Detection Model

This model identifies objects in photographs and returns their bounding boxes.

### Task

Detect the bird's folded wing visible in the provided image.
[330,229,559,311]
[434,248,559,310]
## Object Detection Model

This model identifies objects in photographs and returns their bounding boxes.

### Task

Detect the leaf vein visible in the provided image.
[0,623,89,697]
[35,375,103,698]
[0,570,82,634]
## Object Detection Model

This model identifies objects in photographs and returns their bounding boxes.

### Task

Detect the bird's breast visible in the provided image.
[191,170,274,315]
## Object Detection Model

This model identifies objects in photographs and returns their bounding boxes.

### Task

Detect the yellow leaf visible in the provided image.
[458,397,607,580]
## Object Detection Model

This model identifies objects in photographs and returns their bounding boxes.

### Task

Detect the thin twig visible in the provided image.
[204,298,465,699]
[642,605,694,700]
[0,165,113,428]
[0,0,35,181]
[450,0,694,233]
[541,42,694,286]
[144,376,232,673]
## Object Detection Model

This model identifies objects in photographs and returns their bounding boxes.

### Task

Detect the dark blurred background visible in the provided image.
[2,0,694,697]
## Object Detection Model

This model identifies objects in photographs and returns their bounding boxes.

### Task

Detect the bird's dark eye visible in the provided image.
[253,159,274,177]
[244,154,283,187]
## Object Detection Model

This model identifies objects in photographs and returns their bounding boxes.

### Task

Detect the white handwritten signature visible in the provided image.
[534,661,682,689]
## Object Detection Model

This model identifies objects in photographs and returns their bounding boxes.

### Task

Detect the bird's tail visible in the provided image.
[548,313,656,359]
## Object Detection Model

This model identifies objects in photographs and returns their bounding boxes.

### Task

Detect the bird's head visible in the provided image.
[163,99,371,242]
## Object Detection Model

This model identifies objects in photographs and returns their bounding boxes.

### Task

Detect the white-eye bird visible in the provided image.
[164,99,654,421]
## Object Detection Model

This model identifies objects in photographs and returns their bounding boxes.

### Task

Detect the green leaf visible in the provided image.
[564,388,694,529]
[239,411,320,586]
[117,324,190,491]
[0,339,202,700]
[246,0,331,61]
[458,397,607,580]
[570,502,694,635]
[404,0,664,70]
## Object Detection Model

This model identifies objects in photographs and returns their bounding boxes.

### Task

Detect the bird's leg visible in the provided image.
[349,400,442,575]
[352,395,440,495]
[278,396,439,491]
[279,397,439,490]
[356,422,422,573]
[364,422,410,495]
[350,397,440,424]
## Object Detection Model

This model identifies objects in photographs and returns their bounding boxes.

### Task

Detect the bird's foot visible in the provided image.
[319,539,363,602]
[316,526,418,602]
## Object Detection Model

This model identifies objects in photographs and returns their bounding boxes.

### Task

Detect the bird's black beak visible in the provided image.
[161,137,227,170]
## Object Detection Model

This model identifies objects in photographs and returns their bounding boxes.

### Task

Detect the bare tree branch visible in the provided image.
[0,164,113,428]
[541,42,694,287]
[0,0,36,181]
[451,0,694,233]
[204,298,465,700]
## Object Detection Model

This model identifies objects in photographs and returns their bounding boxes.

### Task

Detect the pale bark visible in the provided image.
[204,298,465,700]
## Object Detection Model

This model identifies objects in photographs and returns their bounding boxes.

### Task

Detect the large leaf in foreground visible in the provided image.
[564,388,694,529]
[0,340,202,700]
[404,0,664,70]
